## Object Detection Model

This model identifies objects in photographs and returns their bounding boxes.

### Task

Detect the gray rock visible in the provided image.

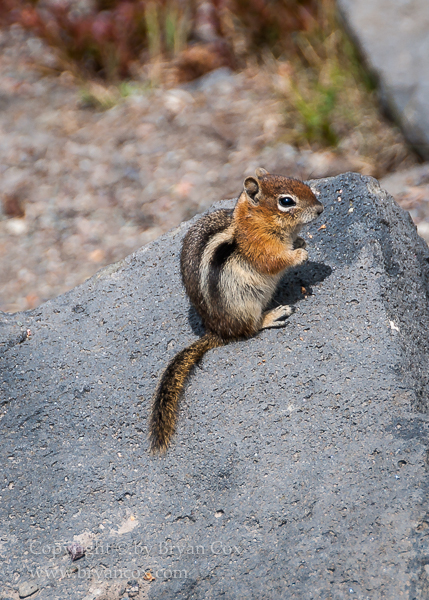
[124,580,139,597]
[18,582,39,598]
[1,173,429,599]
[337,0,429,159]
[185,67,235,93]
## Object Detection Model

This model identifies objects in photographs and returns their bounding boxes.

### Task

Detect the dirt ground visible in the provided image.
[0,25,428,313]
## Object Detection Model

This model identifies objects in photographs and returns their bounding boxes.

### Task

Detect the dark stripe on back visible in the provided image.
[207,239,237,302]
[180,208,234,313]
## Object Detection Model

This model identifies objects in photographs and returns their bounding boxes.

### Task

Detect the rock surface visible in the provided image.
[1,173,429,599]
[18,581,39,598]
[337,0,429,159]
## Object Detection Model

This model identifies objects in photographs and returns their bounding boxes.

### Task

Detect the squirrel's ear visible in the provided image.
[244,176,260,203]
[255,167,269,177]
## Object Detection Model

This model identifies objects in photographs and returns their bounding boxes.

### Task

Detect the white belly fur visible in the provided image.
[220,258,282,327]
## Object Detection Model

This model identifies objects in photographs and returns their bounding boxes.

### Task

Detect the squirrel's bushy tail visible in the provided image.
[150,333,225,453]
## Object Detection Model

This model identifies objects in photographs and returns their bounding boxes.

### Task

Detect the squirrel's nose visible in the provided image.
[316,203,324,214]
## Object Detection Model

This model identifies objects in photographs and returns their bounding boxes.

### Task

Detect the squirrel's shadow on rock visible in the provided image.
[187,261,332,336]
[271,260,332,307]
[188,306,206,337]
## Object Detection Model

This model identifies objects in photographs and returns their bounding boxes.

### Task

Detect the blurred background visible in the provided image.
[0,0,428,312]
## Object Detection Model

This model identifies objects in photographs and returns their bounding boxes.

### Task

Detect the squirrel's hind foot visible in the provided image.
[261,305,293,329]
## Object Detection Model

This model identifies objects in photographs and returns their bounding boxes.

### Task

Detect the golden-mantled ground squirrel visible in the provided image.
[150,168,323,452]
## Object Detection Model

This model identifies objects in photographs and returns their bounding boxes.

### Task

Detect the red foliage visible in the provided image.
[0,0,319,80]
[218,0,318,54]
[14,1,150,78]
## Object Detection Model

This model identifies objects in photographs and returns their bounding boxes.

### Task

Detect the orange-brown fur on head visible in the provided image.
[233,169,322,275]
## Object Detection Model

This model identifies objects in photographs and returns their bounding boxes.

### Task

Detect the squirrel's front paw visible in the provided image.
[293,236,307,249]
[294,248,308,265]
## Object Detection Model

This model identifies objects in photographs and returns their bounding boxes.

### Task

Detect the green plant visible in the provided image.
[164,2,191,55]
[79,82,119,110]
[291,80,338,146]
[274,0,413,175]
[144,2,161,58]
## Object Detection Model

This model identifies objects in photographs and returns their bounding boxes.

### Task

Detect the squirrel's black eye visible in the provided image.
[278,195,296,210]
